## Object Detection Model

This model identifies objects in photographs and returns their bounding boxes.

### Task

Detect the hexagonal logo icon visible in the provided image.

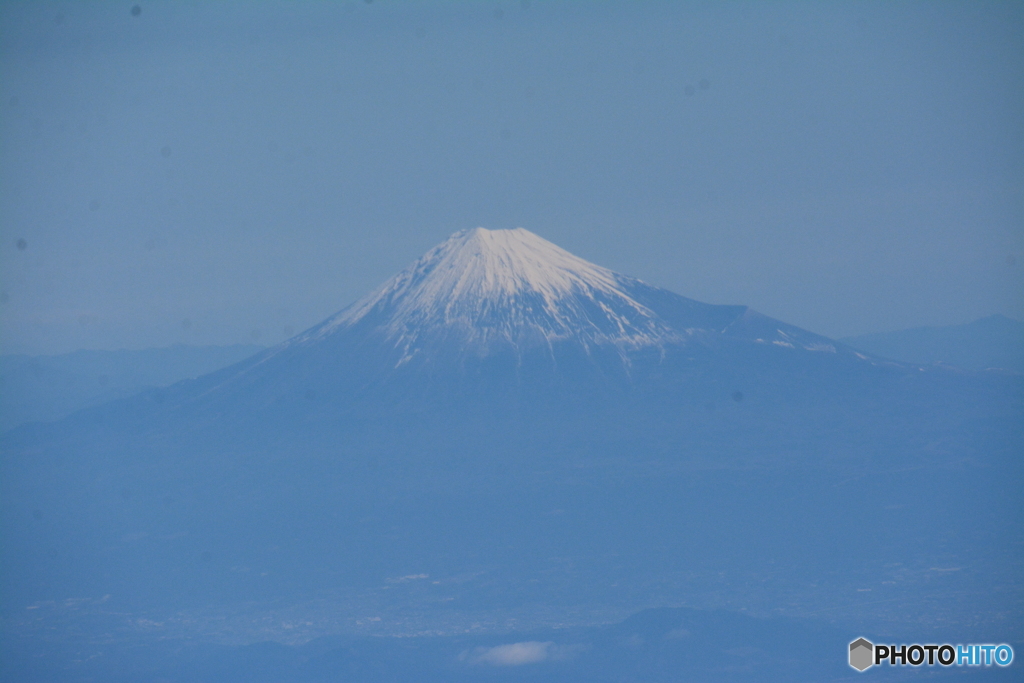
[849,637,874,671]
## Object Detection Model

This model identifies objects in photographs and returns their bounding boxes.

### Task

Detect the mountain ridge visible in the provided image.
[197,228,870,399]
[841,314,1024,372]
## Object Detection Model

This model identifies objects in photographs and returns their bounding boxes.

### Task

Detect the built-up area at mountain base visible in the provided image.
[3,229,1021,681]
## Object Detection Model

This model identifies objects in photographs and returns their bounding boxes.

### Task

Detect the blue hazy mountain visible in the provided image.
[2,229,1021,681]
[841,314,1024,372]
[0,344,265,432]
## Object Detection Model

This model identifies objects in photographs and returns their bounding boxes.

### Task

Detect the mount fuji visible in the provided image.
[2,229,1021,681]
[123,227,863,425]
[292,226,839,363]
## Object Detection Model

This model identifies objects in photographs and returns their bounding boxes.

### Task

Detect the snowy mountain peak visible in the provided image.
[352,227,627,313]
[303,228,681,357]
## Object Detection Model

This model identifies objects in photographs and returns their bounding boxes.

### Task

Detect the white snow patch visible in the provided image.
[302,228,681,351]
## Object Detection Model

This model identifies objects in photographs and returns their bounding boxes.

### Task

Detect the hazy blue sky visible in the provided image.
[1,1,1021,354]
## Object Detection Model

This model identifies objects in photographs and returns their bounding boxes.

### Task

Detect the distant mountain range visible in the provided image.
[2,229,1020,681]
[841,314,1024,372]
[0,344,265,432]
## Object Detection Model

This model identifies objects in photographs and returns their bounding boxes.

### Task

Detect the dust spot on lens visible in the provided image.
[181,318,192,330]
[32,509,43,520]
[162,495,174,507]
[16,238,27,251]
[0,292,9,303]
[53,13,64,26]
[121,487,132,500]
[704,401,715,412]
[684,85,695,97]
[304,389,317,401]
[494,8,504,19]
[8,97,18,107]
[415,27,426,39]
[732,391,744,403]
[89,200,100,211]
[520,0,530,8]
[1007,255,1017,267]
[500,128,511,140]
[131,5,141,17]
[98,374,109,386]
[201,551,212,562]
[699,78,710,90]
[250,329,262,341]
[161,145,171,158]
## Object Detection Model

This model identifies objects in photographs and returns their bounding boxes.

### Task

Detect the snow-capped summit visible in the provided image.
[299,228,682,360]
[267,227,856,375]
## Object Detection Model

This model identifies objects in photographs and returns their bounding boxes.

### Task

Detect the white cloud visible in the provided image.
[468,641,553,666]
[385,573,429,583]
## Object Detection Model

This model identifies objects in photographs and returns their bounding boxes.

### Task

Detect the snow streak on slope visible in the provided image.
[299,228,682,360]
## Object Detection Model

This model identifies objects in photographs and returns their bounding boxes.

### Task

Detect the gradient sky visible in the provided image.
[1,1,1021,355]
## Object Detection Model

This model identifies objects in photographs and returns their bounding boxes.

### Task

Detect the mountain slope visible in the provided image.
[0,344,265,432]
